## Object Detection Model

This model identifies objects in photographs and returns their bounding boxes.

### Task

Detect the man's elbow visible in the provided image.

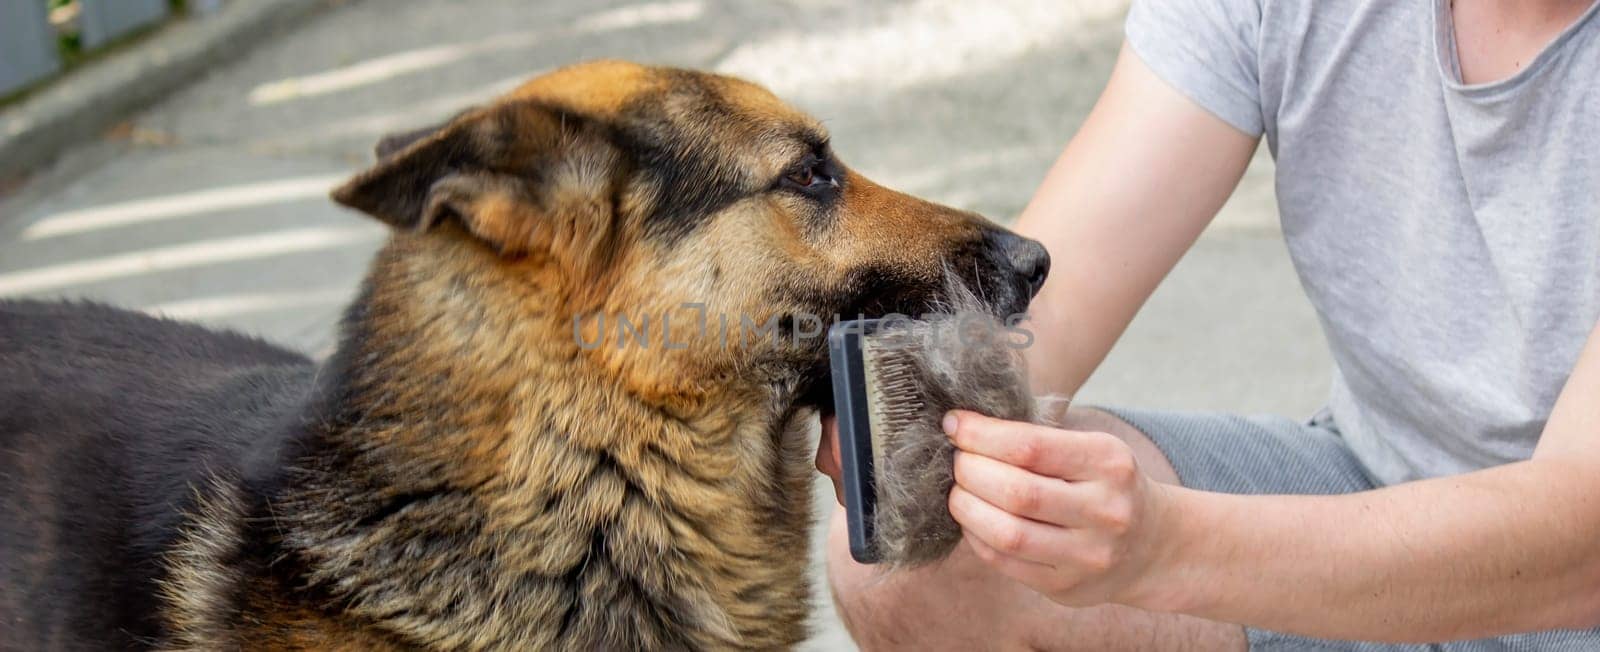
[1569,565,1600,630]
[1546,509,1600,630]
[1561,471,1600,630]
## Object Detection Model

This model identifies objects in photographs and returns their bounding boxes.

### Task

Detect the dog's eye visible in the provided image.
[782,159,835,193]
[787,167,818,188]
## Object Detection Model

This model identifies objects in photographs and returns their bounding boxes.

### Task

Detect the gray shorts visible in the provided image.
[1102,407,1600,652]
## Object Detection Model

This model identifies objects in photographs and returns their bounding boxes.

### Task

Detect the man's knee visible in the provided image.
[1058,407,1182,486]
[1057,405,1137,435]
[826,506,1244,651]
[825,510,1031,650]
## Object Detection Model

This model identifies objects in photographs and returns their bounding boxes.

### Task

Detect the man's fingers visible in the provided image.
[949,485,1078,564]
[951,486,1119,572]
[826,415,842,472]
[963,535,1055,586]
[945,410,1121,480]
[817,414,844,505]
[952,451,1103,527]
[816,415,841,475]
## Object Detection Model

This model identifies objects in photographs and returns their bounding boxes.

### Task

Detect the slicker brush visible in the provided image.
[828,308,1046,567]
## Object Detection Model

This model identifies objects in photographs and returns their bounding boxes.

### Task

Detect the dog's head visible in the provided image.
[332,60,1048,419]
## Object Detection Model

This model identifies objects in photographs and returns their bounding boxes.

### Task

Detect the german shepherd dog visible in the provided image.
[0,61,1048,650]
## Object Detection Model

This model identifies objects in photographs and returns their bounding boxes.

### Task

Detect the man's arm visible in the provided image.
[1168,319,1600,638]
[947,320,1600,642]
[822,44,1261,649]
[816,43,1259,496]
[1013,44,1258,397]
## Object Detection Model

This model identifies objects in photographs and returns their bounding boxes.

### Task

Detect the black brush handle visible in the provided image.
[829,319,882,564]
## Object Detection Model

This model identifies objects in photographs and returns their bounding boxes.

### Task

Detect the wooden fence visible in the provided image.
[1,0,171,96]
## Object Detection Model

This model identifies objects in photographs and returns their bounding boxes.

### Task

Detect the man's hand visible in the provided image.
[817,408,1180,608]
[816,414,844,505]
[944,409,1178,608]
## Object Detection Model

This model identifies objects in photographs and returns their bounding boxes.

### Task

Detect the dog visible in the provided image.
[0,60,1049,651]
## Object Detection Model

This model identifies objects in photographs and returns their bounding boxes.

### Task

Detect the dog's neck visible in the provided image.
[310,230,797,489]
[275,232,816,649]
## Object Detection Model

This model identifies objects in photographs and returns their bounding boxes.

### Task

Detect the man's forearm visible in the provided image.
[1151,458,1600,641]
[1154,320,1600,641]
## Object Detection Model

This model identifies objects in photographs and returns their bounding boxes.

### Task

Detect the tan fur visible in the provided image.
[156,60,1024,651]
[229,232,809,650]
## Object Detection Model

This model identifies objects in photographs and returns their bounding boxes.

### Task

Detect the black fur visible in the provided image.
[0,300,313,650]
[613,76,831,243]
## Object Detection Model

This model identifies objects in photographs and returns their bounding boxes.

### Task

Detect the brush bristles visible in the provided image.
[861,308,1042,567]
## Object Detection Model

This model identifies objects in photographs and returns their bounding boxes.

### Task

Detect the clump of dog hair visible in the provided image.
[864,279,1063,567]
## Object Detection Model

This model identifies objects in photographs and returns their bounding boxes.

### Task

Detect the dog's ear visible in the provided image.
[372,121,448,161]
[331,103,622,260]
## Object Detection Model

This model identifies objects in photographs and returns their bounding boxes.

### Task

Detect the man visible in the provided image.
[818,0,1600,649]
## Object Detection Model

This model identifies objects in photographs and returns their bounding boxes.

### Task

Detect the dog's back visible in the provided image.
[0,60,1052,650]
[0,300,313,650]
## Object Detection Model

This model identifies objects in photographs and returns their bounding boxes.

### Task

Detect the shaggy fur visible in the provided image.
[863,304,1042,567]
[0,60,1048,651]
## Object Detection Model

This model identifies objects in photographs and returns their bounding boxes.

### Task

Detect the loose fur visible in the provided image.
[863,282,1050,567]
[0,60,1048,651]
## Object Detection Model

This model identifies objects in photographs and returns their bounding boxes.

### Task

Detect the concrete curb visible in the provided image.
[0,0,330,181]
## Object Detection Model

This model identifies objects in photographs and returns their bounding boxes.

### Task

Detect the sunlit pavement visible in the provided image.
[0,1,1325,648]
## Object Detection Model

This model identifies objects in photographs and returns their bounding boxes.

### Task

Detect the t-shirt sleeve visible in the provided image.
[1125,0,1265,136]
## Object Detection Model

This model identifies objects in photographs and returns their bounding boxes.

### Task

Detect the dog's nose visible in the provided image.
[993,232,1050,298]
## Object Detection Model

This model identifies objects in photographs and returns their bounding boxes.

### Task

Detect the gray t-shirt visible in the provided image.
[1127,0,1600,485]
